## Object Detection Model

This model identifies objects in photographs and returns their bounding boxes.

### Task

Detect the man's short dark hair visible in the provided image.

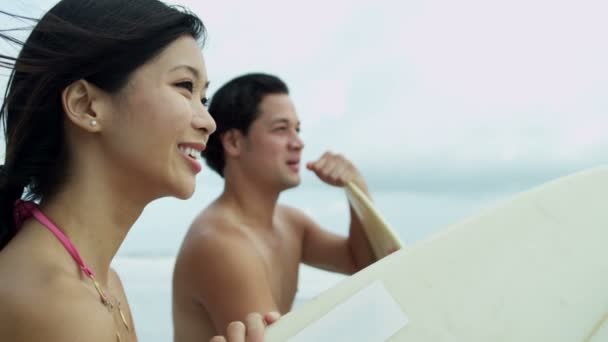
[203,73,289,177]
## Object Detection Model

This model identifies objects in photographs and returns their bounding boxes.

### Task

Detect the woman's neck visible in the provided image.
[38,177,147,285]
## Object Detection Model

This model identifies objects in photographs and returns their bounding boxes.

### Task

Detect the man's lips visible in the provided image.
[287,159,300,172]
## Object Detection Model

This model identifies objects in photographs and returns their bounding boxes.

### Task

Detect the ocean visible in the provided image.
[112,174,517,341]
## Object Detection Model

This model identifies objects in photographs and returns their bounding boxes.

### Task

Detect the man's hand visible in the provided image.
[209,312,281,342]
[306,151,365,191]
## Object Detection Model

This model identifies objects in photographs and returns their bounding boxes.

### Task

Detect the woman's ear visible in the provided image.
[221,129,244,157]
[61,79,105,132]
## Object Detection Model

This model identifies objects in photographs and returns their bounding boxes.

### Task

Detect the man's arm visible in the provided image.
[185,233,280,336]
[300,152,377,275]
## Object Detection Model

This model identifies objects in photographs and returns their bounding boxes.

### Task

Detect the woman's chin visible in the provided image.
[174,184,196,200]
[161,177,196,200]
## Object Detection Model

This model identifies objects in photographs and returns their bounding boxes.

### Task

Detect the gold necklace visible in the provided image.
[91,276,130,341]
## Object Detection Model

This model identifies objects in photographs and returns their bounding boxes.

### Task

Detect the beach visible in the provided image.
[112,173,513,341]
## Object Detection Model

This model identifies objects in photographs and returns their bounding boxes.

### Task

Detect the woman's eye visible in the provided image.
[176,81,194,93]
[201,97,209,107]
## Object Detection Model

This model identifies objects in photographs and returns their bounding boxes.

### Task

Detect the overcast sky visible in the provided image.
[2,0,607,192]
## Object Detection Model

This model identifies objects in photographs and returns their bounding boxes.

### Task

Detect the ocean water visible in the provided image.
[112,176,516,342]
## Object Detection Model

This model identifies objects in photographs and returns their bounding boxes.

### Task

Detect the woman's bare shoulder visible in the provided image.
[0,264,120,341]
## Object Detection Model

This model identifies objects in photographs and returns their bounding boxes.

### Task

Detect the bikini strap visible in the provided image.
[13,200,95,277]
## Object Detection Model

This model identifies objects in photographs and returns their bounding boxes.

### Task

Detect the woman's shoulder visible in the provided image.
[0,248,119,341]
[0,267,121,341]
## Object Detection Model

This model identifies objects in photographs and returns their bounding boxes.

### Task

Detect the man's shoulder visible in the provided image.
[178,220,251,264]
[189,201,238,232]
[176,209,258,270]
[173,223,267,292]
[276,204,316,228]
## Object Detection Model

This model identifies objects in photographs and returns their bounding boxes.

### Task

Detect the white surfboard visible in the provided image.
[345,182,404,259]
[267,166,608,341]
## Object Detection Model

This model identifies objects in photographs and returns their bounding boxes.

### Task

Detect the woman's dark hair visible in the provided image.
[0,0,206,249]
[204,73,289,177]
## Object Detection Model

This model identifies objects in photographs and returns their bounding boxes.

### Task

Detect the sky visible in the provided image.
[1,0,607,193]
[1,4,604,337]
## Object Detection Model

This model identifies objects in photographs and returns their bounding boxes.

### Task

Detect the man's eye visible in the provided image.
[176,81,194,92]
[201,97,209,107]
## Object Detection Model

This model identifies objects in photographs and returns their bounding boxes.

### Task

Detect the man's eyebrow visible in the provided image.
[270,118,300,126]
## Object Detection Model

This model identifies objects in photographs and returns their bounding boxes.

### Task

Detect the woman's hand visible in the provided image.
[210,312,281,342]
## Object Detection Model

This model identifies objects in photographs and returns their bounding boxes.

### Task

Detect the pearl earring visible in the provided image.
[90,119,98,127]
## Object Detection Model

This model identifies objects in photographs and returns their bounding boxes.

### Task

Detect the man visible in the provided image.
[173,73,381,342]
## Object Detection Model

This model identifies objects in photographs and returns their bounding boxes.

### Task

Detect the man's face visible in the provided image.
[240,93,304,190]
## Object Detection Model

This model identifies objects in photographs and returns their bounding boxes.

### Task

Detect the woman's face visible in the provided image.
[101,35,216,200]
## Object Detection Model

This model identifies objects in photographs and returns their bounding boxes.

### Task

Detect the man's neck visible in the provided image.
[220,176,282,230]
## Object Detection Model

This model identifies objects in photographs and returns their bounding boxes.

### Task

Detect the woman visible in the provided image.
[0,1,275,341]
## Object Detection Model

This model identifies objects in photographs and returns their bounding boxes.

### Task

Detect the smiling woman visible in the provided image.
[98,34,215,199]
[0,0,270,341]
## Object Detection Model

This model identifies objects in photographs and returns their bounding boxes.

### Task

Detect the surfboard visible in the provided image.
[344,182,404,259]
[266,166,608,341]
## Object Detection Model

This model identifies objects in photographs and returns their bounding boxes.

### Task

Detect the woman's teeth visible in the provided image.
[179,146,200,159]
